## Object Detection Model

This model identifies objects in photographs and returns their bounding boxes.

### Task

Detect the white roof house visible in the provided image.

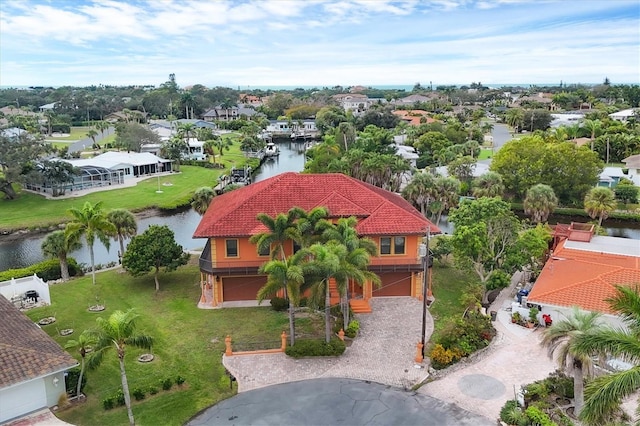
[609,108,639,122]
[63,151,172,179]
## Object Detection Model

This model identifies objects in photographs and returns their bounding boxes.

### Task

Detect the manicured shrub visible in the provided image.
[270,297,288,312]
[114,389,125,406]
[0,258,80,281]
[345,320,360,338]
[285,338,346,358]
[148,386,159,395]
[428,344,462,369]
[500,400,526,425]
[175,375,186,386]
[132,387,145,401]
[525,406,555,426]
[161,377,173,391]
[102,396,115,410]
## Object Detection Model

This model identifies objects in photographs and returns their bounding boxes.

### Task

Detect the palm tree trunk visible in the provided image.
[574,363,584,416]
[325,280,331,343]
[77,357,85,398]
[89,244,96,285]
[60,256,70,281]
[119,236,125,259]
[154,269,160,293]
[288,299,296,346]
[119,357,135,426]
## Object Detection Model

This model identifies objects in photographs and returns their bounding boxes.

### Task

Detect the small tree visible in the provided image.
[584,187,616,227]
[41,230,81,281]
[107,209,137,259]
[122,225,189,292]
[524,184,558,224]
[65,330,97,399]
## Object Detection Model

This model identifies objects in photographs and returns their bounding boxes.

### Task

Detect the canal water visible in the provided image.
[0,140,307,272]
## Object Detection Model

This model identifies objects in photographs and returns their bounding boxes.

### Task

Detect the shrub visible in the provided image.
[0,258,80,281]
[64,368,87,398]
[500,400,526,425]
[175,375,186,386]
[345,320,360,338]
[285,338,346,358]
[161,377,173,391]
[102,396,115,410]
[429,344,462,369]
[132,387,145,401]
[525,406,555,426]
[114,389,125,406]
[524,381,549,404]
[148,386,159,395]
[486,269,511,290]
[270,297,288,312]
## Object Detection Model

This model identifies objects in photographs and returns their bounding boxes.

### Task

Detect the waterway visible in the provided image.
[0,140,307,272]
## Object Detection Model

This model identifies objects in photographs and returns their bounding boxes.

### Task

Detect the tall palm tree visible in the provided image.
[574,286,640,425]
[472,171,505,198]
[505,108,524,133]
[258,250,307,346]
[402,171,435,216]
[41,230,81,281]
[87,309,153,426]
[431,176,461,225]
[191,187,215,215]
[64,330,97,399]
[250,208,304,261]
[583,119,602,151]
[294,206,329,248]
[541,307,603,416]
[66,201,116,285]
[305,241,345,343]
[86,129,98,148]
[107,209,137,259]
[524,184,558,224]
[584,187,616,227]
[322,217,379,327]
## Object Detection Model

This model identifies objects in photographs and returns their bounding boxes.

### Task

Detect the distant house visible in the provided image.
[201,105,257,122]
[0,127,28,140]
[609,108,639,123]
[38,102,57,112]
[265,119,318,138]
[599,167,627,188]
[0,294,78,423]
[104,110,148,123]
[526,224,639,326]
[394,94,434,105]
[392,110,438,126]
[193,172,441,310]
[622,154,640,186]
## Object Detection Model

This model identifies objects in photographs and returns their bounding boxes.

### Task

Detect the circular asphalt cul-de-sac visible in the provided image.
[187,378,495,426]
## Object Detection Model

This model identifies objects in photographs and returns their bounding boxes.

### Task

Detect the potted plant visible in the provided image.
[511,311,522,324]
[527,307,539,328]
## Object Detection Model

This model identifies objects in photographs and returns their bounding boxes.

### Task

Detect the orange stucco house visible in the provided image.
[193,172,441,311]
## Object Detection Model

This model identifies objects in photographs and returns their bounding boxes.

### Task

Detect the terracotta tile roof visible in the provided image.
[193,172,440,238]
[0,295,78,389]
[527,238,640,314]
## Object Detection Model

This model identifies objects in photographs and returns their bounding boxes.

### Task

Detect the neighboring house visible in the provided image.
[598,166,627,188]
[0,127,28,140]
[331,93,383,113]
[25,151,173,195]
[193,172,441,310]
[266,120,319,138]
[38,102,57,112]
[526,223,640,326]
[0,295,78,424]
[201,105,257,122]
[549,113,584,128]
[392,110,438,126]
[609,108,639,123]
[0,275,51,309]
[394,94,434,105]
[622,154,640,186]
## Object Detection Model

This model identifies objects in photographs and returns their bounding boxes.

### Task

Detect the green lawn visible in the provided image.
[0,166,221,231]
[45,127,93,141]
[429,263,475,341]
[478,148,493,160]
[26,263,294,426]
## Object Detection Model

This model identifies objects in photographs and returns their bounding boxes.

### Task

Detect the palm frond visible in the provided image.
[581,366,640,425]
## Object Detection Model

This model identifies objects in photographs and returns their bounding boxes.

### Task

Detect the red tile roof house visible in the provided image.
[193,172,441,312]
[0,295,78,424]
[526,223,640,328]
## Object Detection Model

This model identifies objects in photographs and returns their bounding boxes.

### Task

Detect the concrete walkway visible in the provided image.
[418,271,557,420]
[223,297,432,392]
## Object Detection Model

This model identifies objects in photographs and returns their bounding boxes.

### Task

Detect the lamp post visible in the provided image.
[419,227,431,357]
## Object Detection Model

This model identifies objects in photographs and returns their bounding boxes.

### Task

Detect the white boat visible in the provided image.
[264,142,280,157]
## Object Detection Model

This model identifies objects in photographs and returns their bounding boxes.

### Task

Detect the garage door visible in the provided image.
[222,276,267,301]
[0,378,47,423]
[373,272,412,297]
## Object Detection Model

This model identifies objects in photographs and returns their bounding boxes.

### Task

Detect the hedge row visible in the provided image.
[0,258,80,282]
[285,338,346,358]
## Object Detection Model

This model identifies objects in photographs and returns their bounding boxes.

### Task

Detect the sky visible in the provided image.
[1,0,639,88]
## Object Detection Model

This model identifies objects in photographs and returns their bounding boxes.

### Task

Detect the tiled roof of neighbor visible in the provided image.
[527,236,640,314]
[0,295,78,389]
[193,172,440,238]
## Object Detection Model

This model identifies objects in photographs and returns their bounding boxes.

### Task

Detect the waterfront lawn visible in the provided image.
[0,165,221,231]
[45,126,93,141]
[26,263,291,426]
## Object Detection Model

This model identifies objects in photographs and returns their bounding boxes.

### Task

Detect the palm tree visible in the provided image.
[472,171,505,198]
[574,286,640,425]
[64,330,97,399]
[250,208,304,261]
[305,241,345,343]
[87,309,153,426]
[541,307,603,416]
[107,209,137,260]
[584,187,616,227]
[95,121,109,139]
[177,122,196,145]
[86,129,98,148]
[66,201,116,285]
[294,206,329,248]
[41,230,81,281]
[505,108,524,133]
[524,184,558,224]
[258,250,307,346]
[431,176,461,225]
[402,171,435,216]
[191,187,215,215]
[322,217,379,327]
[583,119,602,151]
